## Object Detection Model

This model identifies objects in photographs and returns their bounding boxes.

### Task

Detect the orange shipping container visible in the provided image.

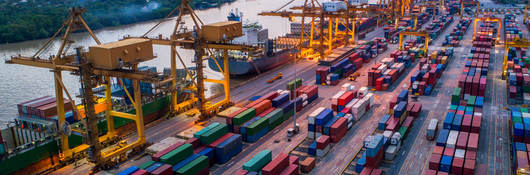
[253,100,272,115]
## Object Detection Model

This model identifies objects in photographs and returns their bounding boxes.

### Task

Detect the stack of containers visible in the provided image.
[368,47,418,91]
[426,23,493,174]
[17,96,77,122]
[316,38,388,85]
[242,150,273,173]
[331,83,356,112]
[260,153,300,175]
[411,48,454,95]
[510,107,530,173]
[357,91,423,173]
[444,18,471,46]
[425,14,453,40]
[504,14,529,104]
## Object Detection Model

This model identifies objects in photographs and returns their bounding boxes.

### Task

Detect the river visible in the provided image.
[0,0,300,125]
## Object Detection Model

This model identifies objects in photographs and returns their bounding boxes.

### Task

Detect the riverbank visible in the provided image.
[0,0,235,44]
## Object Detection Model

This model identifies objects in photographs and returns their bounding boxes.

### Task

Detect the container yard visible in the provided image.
[1,0,529,175]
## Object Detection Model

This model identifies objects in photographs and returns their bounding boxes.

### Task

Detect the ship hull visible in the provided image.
[208,49,291,76]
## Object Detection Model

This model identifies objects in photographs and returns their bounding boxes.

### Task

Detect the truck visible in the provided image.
[426,119,438,140]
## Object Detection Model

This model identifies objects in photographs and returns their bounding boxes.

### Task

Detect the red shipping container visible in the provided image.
[258,108,276,117]
[132,169,149,175]
[289,155,299,165]
[316,135,331,149]
[466,150,476,160]
[366,148,384,168]
[209,133,234,148]
[246,99,264,108]
[185,137,200,149]
[406,103,415,113]
[304,86,319,98]
[262,153,289,175]
[300,157,316,173]
[331,118,348,143]
[360,167,374,175]
[260,91,280,101]
[152,142,184,161]
[386,117,399,132]
[443,147,455,157]
[27,97,57,115]
[390,96,398,110]
[471,115,481,133]
[151,164,172,175]
[452,158,464,175]
[36,99,74,118]
[461,115,472,132]
[370,168,382,175]
[429,153,442,170]
[411,103,422,117]
[456,132,469,149]
[235,170,249,175]
[425,169,437,175]
[338,91,355,106]
[279,164,299,175]
[463,159,476,175]
[402,117,414,128]
[341,107,351,114]
[433,146,444,155]
[467,133,479,151]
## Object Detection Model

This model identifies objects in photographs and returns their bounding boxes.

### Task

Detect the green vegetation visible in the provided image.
[0,0,235,43]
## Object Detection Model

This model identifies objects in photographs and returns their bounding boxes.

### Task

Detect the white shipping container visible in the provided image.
[524,112,530,119]
[383,131,393,139]
[391,132,402,145]
[378,64,388,72]
[385,145,398,161]
[348,122,353,129]
[446,130,459,148]
[301,94,308,102]
[351,99,367,119]
[344,114,353,123]
[383,69,391,76]
[381,57,394,65]
[346,98,359,109]
[455,149,466,158]
[310,107,326,118]
[332,91,346,104]
[363,93,374,107]
[322,1,347,12]
[303,101,308,107]
[308,117,315,125]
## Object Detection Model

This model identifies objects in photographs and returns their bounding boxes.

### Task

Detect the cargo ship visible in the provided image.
[208,9,293,76]
[0,66,193,175]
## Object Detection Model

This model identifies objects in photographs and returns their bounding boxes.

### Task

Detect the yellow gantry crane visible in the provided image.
[472,16,501,41]
[398,30,430,56]
[5,7,161,169]
[460,0,479,17]
[260,0,384,60]
[127,0,255,121]
[503,38,530,79]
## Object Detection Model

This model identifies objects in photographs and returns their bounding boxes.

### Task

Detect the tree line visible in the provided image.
[0,0,231,43]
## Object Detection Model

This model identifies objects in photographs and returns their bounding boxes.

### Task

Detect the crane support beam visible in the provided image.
[503,39,530,78]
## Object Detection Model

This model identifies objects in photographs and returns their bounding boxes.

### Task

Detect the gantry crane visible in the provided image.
[503,38,530,79]
[127,0,255,121]
[472,17,501,42]
[398,30,430,56]
[5,7,161,170]
[460,0,479,17]
[260,0,384,60]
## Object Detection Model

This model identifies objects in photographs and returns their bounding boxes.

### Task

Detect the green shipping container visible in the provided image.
[513,116,523,123]
[449,105,458,111]
[451,88,461,104]
[176,156,209,175]
[286,78,303,91]
[194,122,221,138]
[243,150,272,172]
[0,144,4,155]
[199,123,228,145]
[524,86,530,93]
[160,143,193,165]
[522,108,529,113]
[465,106,473,113]
[399,126,408,137]
[265,109,283,125]
[234,108,257,126]
[467,96,476,106]
[247,117,269,136]
[283,109,295,121]
[0,140,59,175]
[139,160,156,169]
